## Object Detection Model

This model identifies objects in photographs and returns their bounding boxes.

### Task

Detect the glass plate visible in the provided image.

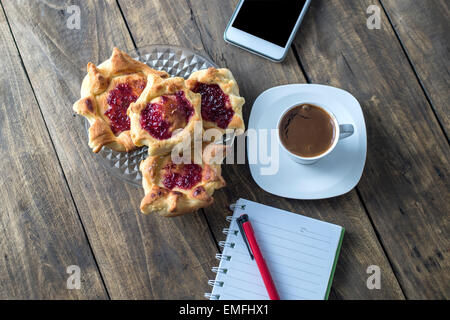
[83,45,220,186]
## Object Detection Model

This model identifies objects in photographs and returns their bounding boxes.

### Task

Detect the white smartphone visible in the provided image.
[224,0,312,62]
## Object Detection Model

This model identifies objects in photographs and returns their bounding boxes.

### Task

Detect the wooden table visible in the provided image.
[0,0,448,300]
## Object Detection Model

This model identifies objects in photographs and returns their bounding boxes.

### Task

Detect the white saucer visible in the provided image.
[247,84,367,199]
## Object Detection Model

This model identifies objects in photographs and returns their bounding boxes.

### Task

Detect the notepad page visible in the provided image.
[211,198,343,300]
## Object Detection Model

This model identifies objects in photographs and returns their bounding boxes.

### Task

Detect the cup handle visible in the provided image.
[339,124,354,140]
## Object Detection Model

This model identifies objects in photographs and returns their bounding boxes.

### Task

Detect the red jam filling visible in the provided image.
[192,82,234,129]
[140,91,194,140]
[106,81,145,135]
[162,163,202,190]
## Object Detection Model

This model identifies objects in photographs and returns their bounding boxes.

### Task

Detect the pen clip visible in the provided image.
[236,214,254,260]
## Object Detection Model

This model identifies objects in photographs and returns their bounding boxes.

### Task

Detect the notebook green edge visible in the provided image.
[324,227,345,300]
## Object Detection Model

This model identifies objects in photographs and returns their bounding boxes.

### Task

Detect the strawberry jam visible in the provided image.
[162,163,202,190]
[106,82,143,135]
[192,82,234,129]
[140,91,194,140]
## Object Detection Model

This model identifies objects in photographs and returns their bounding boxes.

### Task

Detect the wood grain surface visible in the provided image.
[293,0,449,299]
[381,0,450,136]
[0,0,448,299]
[0,4,107,299]
[1,0,217,299]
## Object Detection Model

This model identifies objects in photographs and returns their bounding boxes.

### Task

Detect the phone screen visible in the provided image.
[232,0,307,47]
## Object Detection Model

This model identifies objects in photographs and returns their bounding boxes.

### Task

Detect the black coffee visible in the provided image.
[279,104,336,158]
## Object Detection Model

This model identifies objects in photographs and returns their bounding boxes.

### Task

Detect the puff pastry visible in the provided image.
[139,144,227,217]
[128,74,202,156]
[73,47,168,153]
[186,67,245,133]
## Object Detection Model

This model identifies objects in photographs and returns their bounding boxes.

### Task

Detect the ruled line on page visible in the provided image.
[233,234,328,261]
[225,280,308,300]
[226,274,266,289]
[231,257,321,286]
[224,283,269,298]
[254,229,330,252]
[301,227,334,239]
[230,250,323,277]
[226,274,292,294]
[220,292,247,300]
[251,219,332,243]
[231,250,325,277]
[232,246,326,268]
[264,257,323,277]
[230,267,319,295]
[259,248,326,268]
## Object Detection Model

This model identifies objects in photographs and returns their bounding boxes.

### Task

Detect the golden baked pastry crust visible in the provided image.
[128,74,202,156]
[139,144,227,217]
[186,67,245,133]
[73,47,168,153]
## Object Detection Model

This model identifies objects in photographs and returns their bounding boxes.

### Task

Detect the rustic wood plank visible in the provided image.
[118,0,405,299]
[381,0,450,136]
[293,0,450,299]
[2,0,218,299]
[0,4,107,299]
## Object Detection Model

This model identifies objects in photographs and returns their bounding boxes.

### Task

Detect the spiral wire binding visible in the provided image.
[211,267,228,274]
[208,280,224,287]
[205,204,243,300]
[230,204,246,211]
[215,253,231,261]
[219,241,235,248]
[222,228,238,236]
[204,293,220,300]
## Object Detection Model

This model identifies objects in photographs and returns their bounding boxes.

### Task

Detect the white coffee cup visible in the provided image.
[277,102,354,165]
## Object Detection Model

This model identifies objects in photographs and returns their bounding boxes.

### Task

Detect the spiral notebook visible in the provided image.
[205,199,344,300]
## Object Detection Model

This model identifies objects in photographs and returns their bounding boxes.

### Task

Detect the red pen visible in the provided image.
[236,214,280,300]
